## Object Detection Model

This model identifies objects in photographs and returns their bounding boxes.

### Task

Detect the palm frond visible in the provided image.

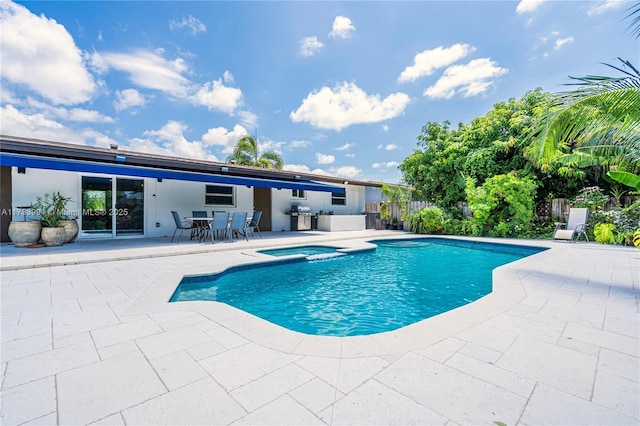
[609,170,640,191]
[556,58,640,105]
[541,87,640,163]
[625,2,640,38]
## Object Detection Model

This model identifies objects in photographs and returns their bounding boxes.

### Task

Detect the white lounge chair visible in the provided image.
[553,208,589,242]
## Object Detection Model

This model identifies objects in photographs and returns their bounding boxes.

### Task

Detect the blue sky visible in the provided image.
[1,0,637,184]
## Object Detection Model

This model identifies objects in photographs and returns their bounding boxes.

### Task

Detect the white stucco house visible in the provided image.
[0,135,383,242]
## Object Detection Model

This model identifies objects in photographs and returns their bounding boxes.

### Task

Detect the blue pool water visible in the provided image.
[170,238,545,336]
[258,245,342,257]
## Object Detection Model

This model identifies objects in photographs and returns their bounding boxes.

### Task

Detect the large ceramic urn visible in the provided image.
[40,227,66,247]
[59,219,79,243]
[7,221,42,247]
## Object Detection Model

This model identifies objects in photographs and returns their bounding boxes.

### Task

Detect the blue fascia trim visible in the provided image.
[0,153,346,195]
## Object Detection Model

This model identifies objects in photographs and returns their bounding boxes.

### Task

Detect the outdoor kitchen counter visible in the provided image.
[316,214,366,232]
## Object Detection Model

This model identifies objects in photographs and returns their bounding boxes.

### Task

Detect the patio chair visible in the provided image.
[209,211,229,243]
[553,208,589,242]
[171,211,194,244]
[247,210,262,239]
[229,212,249,242]
[191,210,209,240]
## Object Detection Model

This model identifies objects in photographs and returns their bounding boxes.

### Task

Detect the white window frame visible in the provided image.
[205,185,235,206]
[291,189,306,199]
[331,191,346,206]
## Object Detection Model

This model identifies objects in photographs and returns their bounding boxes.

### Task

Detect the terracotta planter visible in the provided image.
[8,221,42,247]
[41,227,66,247]
[59,219,79,243]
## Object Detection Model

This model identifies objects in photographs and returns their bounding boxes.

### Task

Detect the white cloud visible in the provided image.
[114,89,148,112]
[424,58,508,99]
[385,144,398,151]
[288,140,312,149]
[290,82,410,131]
[134,120,219,161]
[516,0,547,14]
[283,164,329,176]
[587,0,626,16]
[398,43,475,83]
[192,77,243,113]
[283,164,311,173]
[0,1,97,104]
[236,110,258,130]
[299,36,324,57]
[329,16,356,39]
[345,153,355,158]
[258,138,286,154]
[332,166,361,178]
[0,104,115,146]
[372,161,400,169]
[223,70,235,84]
[169,15,206,35]
[94,49,192,97]
[554,36,574,50]
[201,124,248,154]
[315,152,335,164]
[335,143,354,151]
[25,98,114,123]
[382,125,389,131]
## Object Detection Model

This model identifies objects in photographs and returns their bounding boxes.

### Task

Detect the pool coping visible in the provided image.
[124,235,555,357]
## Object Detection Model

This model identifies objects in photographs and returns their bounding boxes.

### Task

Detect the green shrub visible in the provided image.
[442,217,463,235]
[407,206,445,234]
[594,223,615,244]
[464,173,538,237]
[572,186,609,212]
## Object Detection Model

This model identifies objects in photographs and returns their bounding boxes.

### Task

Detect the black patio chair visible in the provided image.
[171,211,194,244]
[247,210,262,239]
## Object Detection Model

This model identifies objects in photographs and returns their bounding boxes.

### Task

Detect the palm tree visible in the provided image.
[525,3,640,191]
[226,134,284,170]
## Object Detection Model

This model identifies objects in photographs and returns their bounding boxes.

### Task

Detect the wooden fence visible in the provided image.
[366,195,638,223]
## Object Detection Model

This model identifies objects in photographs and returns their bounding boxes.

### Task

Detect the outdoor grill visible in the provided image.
[289,205,312,231]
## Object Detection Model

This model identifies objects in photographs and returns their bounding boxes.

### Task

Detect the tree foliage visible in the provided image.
[464,173,538,237]
[399,89,585,214]
[525,3,640,192]
[226,135,284,169]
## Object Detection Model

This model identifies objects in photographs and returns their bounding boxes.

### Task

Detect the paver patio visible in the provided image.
[1,230,638,425]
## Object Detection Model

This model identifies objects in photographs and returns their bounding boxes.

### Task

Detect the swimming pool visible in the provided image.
[258,245,342,257]
[170,238,545,336]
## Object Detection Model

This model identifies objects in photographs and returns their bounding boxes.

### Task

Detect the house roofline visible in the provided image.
[0,135,383,188]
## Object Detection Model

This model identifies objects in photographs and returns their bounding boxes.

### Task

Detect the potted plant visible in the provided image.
[380,200,391,229]
[7,206,42,247]
[31,192,72,246]
[381,182,410,231]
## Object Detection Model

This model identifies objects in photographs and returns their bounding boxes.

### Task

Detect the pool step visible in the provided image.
[306,252,346,261]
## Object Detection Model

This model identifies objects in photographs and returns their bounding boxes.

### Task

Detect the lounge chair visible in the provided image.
[229,212,249,242]
[247,211,262,239]
[209,211,229,243]
[553,208,589,242]
[171,211,194,244]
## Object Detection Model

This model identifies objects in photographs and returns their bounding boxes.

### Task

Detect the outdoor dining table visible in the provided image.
[184,216,214,243]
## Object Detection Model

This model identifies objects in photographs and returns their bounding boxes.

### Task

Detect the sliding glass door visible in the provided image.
[81,176,144,237]
[115,178,144,236]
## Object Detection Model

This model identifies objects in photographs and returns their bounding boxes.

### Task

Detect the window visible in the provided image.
[205,185,234,206]
[331,191,346,206]
[292,189,305,199]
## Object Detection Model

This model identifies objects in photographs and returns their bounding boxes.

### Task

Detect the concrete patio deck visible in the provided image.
[1,230,638,425]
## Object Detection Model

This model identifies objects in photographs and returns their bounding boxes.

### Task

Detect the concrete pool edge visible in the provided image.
[121,235,565,357]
